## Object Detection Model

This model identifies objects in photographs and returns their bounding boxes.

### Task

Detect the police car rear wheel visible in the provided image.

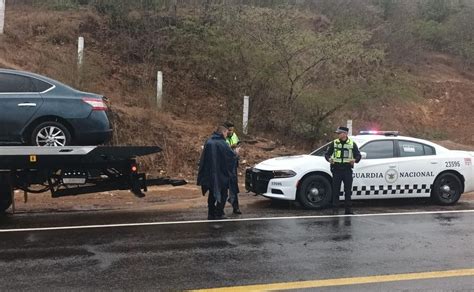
[432,173,462,205]
[0,183,12,213]
[298,175,332,209]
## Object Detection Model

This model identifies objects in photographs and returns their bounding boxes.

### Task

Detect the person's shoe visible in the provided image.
[233,208,242,215]
[207,215,216,220]
[215,215,228,220]
[345,209,354,215]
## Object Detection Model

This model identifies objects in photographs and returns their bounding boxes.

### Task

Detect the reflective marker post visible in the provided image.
[347,120,353,136]
[0,0,5,35]
[157,71,163,109]
[243,96,249,135]
[78,36,84,67]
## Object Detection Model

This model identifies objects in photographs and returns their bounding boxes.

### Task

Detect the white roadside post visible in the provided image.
[243,95,249,135]
[156,71,163,109]
[77,37,85,86]
[0,0,5,35]
[77,36,84,67]
[347,119,353,136]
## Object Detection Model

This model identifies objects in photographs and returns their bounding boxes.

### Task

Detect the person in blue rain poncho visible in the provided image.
[197,125,238,220]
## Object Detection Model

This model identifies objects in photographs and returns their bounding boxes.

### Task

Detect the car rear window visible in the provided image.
[31,78,53,92]
[0,73,37,93]
[424,145,435,155]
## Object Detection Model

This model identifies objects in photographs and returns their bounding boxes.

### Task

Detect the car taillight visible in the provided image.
[82,97,107,111]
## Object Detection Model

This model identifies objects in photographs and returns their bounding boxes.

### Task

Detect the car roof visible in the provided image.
[0,68,75,91]
[351,134,449,152]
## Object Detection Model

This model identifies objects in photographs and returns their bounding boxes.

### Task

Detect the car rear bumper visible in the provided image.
[68,111,112,145]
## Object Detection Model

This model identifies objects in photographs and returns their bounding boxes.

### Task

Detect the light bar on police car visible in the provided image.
[359,130,399,136]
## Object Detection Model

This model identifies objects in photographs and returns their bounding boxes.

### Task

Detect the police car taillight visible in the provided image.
[359,130,399,136]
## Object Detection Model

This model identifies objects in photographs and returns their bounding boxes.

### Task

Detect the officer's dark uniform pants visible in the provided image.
[331,167,353,209]
[228,182,239,210]
[208,188,228,217]
[228,160,240,210]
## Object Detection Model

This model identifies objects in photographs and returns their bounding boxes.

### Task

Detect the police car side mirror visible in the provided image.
[360,152,367,159]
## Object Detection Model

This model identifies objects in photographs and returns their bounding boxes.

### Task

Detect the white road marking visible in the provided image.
[1,209,473,233]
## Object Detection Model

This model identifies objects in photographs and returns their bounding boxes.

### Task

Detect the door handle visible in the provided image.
[430,161,438,164]
[18,103,37,107]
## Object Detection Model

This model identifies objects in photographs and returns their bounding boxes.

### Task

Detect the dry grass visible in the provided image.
[1,4,473,181]
[109,105,213,178]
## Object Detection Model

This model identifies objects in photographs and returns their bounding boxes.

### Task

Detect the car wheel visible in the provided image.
[297,174,332,209]
[31,121,71,146]
[432,173,462,205]
[0,184,12,213]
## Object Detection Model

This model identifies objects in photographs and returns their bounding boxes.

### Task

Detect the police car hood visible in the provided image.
[255,155,324,171]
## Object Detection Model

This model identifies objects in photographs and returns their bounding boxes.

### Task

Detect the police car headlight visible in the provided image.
[273,170,296,178]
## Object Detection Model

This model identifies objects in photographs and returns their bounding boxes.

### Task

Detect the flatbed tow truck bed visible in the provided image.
[0,146,186,213]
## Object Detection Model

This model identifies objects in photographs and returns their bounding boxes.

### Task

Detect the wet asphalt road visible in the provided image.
[1,211,473,291]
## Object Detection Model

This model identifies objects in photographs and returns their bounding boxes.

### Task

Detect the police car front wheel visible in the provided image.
[432,173,462,205]
[297,174,332,209]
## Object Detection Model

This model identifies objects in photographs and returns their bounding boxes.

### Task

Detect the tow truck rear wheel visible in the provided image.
[431,173,462,205]
[297,174,332,209]
[0,183,13,213]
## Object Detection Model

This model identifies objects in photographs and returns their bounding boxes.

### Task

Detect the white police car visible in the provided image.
[245,131,474,209]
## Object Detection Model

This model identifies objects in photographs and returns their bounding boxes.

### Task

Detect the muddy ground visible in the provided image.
[7,181,474,221]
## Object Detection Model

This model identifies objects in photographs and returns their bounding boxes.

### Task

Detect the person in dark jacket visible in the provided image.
[325,126,362,215]
[197,125,238,220]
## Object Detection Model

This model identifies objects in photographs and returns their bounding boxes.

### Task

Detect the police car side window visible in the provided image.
[398,141,425,157]
[360,140,394,159]
[424,145,435,155]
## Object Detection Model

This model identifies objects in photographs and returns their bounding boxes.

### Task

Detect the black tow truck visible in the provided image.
[0,146,186,213]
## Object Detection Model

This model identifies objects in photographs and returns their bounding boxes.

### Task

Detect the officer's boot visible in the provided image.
[331,200,339,215]
[344,201,354,215]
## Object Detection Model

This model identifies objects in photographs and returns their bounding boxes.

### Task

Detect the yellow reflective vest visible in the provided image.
[331,138,354,163]
[226,133,239,147]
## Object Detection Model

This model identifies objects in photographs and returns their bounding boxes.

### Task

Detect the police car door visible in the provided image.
[352,140,399,199]
[394,140,438,198]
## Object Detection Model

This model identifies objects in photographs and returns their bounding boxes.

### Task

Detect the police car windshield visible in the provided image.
[310,142,331,156]
[310,137,367,156]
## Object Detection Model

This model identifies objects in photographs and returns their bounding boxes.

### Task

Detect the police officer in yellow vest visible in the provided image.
[325,126,362,214]
[224,121,242,215]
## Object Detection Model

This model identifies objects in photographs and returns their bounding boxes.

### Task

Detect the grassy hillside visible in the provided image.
[1,0,473,176]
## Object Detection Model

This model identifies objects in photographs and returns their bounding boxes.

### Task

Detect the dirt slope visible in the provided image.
[0,5,473,179]
[352,54,474,145]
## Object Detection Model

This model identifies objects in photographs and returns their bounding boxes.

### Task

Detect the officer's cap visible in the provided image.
[335,126,349,134]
